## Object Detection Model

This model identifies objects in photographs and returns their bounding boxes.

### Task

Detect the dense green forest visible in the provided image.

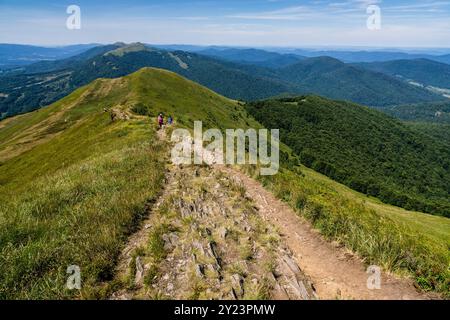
[275,57,442,107]
[356,58,450,89]
[246,96,450,217]
[406,122,450,145]
[379,101,450,124]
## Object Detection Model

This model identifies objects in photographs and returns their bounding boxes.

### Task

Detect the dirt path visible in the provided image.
[221,167,436,300]
[111,127,435,300]
[111,163,317,300]
[110,127,322,300]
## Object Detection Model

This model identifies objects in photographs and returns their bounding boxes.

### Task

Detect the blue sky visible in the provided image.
[0,0,449,47]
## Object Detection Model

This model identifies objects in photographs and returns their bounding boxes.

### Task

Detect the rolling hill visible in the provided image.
[197,47,304,68]
[357,59,450,90]
[0,67,260,299]
[0,43,445,119]
[245,96,450,217]
[0,68,448,298]
[275,57,443,107]
[273,48,450,64]
[0,43,296,119]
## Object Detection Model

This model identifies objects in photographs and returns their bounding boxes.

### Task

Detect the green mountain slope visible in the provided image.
[406,122,450,146]
[380,101,450,124]
[357,59,450,90]
[378,101,450,145]
[198,47,304,68]
[246,96,450,217]
[276,57,443,107]
[0,43,295,119]
[0,67,258,299]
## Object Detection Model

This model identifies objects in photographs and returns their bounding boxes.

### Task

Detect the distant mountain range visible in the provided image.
[0,43,447,119]
[3,43,450,68]
[273,57,442,107]
[196,48,305,69]
[0,43,296,118]
[0,43,99,68]
[154,45,450,64]
[356,59,450,91]
[275,49,450,64]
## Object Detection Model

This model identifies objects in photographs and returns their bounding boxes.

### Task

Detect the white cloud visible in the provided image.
[0,0,448,48]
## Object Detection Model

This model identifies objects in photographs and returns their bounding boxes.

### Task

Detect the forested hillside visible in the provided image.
[356,59,450,90]
[380,101,450,124]
[276,57,442,107]
[246,96,450,217]
[407,122,450,145]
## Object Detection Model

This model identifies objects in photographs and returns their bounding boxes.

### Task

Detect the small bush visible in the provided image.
[132,103,149,116]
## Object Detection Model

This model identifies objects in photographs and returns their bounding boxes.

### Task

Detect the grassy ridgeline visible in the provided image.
[0,67,255,299]
[0,82,168,298]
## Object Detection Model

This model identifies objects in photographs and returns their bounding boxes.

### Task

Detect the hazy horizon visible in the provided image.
[2,42,450,55]
[1,0,449,48]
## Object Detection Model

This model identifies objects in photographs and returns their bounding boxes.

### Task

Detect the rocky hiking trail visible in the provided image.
[110,127,435,300]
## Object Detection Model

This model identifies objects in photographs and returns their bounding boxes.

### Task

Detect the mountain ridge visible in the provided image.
[0,43,445,119]
[275,57,443,107]
[356,58,450,90]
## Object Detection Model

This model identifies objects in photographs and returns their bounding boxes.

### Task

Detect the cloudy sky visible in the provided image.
[0,0,449,48]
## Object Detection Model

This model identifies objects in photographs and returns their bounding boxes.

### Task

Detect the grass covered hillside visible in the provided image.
[0,67,255,299]
[0,67,448,298]
[246,96,450,217]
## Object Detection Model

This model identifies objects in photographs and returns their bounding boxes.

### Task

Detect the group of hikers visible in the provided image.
[157,113,173,129]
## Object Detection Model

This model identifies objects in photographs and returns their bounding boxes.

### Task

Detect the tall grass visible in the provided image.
[0,141,165,299]
[244,165,449,298]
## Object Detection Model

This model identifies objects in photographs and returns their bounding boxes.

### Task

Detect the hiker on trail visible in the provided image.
[158,113,164,129]
[168,116,173,125]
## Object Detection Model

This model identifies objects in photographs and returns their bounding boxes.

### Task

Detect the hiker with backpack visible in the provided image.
[168,115,173,125]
